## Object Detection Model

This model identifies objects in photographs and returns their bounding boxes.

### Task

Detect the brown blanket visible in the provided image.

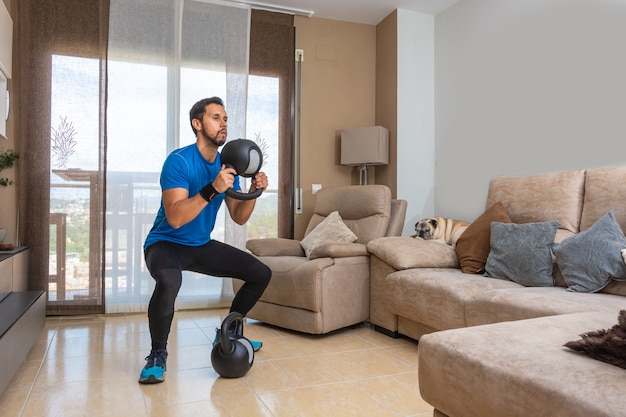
[564,309,626,369]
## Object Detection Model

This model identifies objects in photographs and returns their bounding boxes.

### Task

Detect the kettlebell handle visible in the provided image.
[225,187,263,200]
[220,311,244,353]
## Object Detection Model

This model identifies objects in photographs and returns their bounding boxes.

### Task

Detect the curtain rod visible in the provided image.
[229,1,314,17]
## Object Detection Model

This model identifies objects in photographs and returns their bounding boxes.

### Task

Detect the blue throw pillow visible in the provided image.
[485,221,559,286]
[552,210,626,293]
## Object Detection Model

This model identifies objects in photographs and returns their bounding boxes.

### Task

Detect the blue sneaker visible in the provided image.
[139,349,167,384]
[213,328,263,352]
[250,339,263,352]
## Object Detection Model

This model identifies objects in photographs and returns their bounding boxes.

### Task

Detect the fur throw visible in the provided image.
[564,310,626,369]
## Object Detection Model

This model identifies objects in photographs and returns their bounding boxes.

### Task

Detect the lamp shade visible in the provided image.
[340,126,389,166]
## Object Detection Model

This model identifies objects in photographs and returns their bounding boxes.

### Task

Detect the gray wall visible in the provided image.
[434,0,626,222]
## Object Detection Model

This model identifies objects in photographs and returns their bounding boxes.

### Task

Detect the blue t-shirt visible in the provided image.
[144,144,241,250]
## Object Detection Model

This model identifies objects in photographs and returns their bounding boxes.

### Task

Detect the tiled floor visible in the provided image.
[0,309,434,417]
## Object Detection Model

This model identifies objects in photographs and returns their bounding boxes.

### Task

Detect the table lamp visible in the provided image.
[340,126,389,185]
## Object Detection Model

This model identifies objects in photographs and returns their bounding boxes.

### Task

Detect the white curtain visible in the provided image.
[105,0,250,313]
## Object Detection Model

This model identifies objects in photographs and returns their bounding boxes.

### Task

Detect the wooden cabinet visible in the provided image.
[0,247,28,292]
[0,253,11,297]
[0,248,45,397]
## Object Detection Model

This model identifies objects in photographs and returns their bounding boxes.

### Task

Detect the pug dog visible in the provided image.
[412,216,470,248]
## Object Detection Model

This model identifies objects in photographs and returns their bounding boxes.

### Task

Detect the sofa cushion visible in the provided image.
[419,312,625,417]
[601,280,626,297]
[247,237,305,257]
[305,185,391,244]
[386,268,521,331]
[300,211,357,259]
[254,256,334,311]
[367,237,459,270]
[307,242,368,260]
[580,166,626,233]
[553,210,626,293]
[485,169,585,233]
[455,201,511,274]
[485,221,559,286]
[464,286,626,326]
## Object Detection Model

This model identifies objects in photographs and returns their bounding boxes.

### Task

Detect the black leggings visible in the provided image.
[144,240,271,351]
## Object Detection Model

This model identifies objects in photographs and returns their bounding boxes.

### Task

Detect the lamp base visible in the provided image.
[359,164,369,185]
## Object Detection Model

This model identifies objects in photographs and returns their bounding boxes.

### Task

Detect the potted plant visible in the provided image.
[0,148,18,186]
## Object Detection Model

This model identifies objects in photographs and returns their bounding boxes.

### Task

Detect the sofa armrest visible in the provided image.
[308,242,368,260]
[367,236,459,270]
[246,238,305,257]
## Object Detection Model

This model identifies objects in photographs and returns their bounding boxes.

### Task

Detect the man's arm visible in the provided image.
[163,165,238,229]
[225,172,268,225]
[162,188,207,229]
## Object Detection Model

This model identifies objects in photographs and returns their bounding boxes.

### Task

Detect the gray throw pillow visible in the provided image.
[485,221,559,286]
[552,210,626,293]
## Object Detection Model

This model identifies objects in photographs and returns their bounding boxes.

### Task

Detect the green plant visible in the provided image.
[0,148,18,186]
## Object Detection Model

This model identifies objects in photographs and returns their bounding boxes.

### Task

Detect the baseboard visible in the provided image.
[373,324,399,338]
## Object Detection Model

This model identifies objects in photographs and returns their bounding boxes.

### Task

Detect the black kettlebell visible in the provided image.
[211,312,254,378]
[220,138,264,200]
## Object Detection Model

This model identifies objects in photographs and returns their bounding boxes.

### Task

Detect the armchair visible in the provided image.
[236,185,406,334]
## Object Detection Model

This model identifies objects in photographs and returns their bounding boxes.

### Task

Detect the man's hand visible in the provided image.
[212,165,238,193]
[250,171,268,191]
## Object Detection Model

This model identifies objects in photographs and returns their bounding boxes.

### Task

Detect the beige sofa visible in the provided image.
[239,185,407,335]
[366,166,626,417]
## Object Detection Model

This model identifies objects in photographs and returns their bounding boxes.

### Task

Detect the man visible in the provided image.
[139,97,271,384]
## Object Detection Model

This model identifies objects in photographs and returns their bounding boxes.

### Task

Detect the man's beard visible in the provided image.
[205,128,227,147]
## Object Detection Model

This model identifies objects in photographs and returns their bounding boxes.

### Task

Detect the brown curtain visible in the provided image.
[16,4,291,315]
[250,10,295,238]
[17,0,109,315]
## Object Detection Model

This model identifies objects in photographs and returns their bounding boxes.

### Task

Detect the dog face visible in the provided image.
[414,218,439,240]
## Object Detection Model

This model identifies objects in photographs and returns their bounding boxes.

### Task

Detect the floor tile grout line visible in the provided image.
[122,313,152,417]
[244,366,420,394]
[17,319,59,417]
[346,379,403,417]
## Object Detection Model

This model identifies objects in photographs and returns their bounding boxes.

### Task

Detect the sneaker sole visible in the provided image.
[139,374,165,384]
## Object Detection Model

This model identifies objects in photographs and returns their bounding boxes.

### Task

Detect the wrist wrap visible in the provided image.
[199,183,217,202]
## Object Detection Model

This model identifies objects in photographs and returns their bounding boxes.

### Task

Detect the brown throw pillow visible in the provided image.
[455,202,511,274]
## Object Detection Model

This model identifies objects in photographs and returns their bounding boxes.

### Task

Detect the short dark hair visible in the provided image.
[189,97,225,135]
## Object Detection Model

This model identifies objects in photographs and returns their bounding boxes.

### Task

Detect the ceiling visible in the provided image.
[233,0,461,25]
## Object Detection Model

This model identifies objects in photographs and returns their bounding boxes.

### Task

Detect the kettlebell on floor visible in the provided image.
[211,312,254,378]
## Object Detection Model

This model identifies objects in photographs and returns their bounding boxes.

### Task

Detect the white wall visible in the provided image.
[434,0,626,222]
[397,9,435,235]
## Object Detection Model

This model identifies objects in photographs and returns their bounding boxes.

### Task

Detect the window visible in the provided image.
[20,0,293,315]
[49,55,280,308]
[49,55,101,303]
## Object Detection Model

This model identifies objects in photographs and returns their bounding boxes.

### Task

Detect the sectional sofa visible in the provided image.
[366,166,626,417]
